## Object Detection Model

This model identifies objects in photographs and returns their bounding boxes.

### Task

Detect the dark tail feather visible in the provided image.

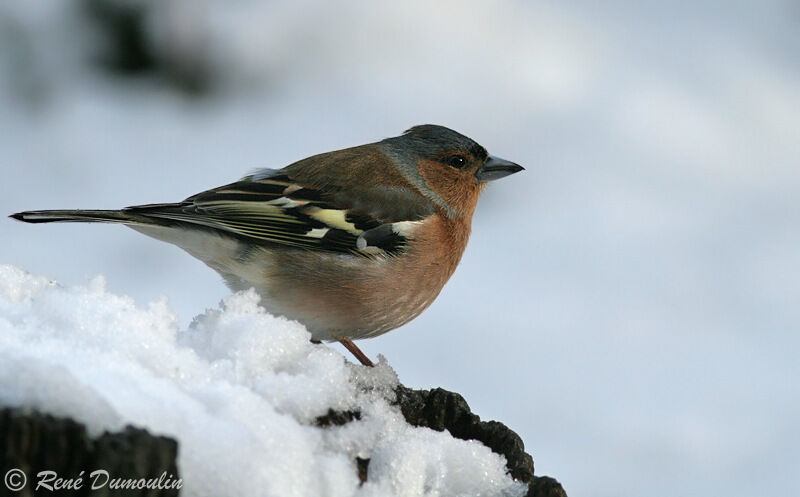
[10,209,139,224]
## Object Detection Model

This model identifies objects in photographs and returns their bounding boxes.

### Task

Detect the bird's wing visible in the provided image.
[124,172,427,257]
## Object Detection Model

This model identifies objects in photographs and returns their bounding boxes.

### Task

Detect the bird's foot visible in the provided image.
[338,338,374,367]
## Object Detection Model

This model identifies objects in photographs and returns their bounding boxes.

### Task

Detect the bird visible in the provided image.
[11,125,523,366]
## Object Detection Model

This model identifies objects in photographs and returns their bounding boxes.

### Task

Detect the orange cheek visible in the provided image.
[417,160,481,216]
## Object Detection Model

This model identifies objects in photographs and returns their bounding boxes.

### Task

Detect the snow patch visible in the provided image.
[0,265,524,497]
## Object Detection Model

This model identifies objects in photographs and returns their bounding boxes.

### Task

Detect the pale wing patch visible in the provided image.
[391,220,424,236]
[303,207,361,234]
[306,228,330,238]
[267,197,306,208]
[283,184,303,195]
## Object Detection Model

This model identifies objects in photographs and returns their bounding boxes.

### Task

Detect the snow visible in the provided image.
[2,1,799,496]
[0,265,525,497]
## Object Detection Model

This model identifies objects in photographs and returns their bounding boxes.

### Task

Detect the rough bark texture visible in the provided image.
[1,408,180,497]
[394,386,567,497]
[313,409,362,427]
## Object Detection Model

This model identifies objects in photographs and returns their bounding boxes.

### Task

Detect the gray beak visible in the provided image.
[476,155,525,182]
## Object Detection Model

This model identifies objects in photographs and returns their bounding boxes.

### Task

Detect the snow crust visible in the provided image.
[0,265,525,497]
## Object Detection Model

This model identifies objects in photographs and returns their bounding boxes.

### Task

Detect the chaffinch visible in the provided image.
[12,125,523,366]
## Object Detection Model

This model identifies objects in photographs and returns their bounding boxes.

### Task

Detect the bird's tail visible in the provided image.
[11,209,149,225]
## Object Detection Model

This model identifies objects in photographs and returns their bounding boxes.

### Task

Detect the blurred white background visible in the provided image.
[2,1,798,495]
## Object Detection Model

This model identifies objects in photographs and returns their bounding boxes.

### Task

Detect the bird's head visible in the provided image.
[378,124,524,219]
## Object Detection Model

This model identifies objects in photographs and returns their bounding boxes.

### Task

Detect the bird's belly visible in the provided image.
[232,246,441,341]
[130,226,445,341]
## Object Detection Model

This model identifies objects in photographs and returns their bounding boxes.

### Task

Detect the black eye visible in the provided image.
[446,155,466,168]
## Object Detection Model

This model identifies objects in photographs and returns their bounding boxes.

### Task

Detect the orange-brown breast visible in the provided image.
[244,210,474,341]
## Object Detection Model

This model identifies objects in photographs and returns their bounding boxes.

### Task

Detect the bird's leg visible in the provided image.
[338,338,374,367]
